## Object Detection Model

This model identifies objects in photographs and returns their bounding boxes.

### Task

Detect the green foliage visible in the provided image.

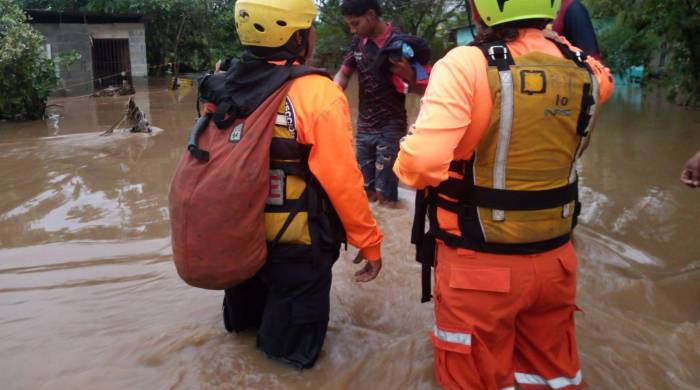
[586,0,700,106]
[55,50,82,72]
[0,0,58,121]
[597,15,655,75]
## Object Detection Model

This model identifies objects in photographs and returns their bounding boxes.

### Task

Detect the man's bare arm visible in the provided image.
[334,70,350,90]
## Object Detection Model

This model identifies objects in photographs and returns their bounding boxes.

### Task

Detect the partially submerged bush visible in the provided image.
[0,0,57,121]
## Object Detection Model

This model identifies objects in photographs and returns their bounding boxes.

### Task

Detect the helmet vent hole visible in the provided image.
[254,23,265,32]
[276,20,287,27]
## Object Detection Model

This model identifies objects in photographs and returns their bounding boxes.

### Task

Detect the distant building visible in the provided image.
[26,10,148,97]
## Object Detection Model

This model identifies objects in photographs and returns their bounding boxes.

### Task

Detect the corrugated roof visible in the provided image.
[25,10,145,24]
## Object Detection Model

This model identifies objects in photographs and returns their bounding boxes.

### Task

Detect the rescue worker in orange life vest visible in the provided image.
[394,0,614,388]
[221,0,383,369]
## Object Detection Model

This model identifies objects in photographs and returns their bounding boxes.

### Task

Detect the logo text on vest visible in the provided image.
[544,108,572,117]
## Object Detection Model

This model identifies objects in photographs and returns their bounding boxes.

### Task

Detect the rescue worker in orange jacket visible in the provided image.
[394,1,614,388]
[220,0,383,369]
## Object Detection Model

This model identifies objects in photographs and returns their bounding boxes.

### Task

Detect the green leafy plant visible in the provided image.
[585,0,700,106]
[0,0,58,120]
[55,50,82,72]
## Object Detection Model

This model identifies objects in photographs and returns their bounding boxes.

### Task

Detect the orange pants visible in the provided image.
[432,242,583,390]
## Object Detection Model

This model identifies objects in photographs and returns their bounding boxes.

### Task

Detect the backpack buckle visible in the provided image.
[488,45,509,61]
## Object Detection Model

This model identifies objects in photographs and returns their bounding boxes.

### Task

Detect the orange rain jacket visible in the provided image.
[394,29,614,235]
[284,74,384,260]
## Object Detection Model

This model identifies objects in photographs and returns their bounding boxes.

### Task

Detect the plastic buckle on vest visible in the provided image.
[488,45,509,61]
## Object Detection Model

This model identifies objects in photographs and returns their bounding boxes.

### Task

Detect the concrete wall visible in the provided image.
[32,23,94,97]
[31,22,148,97]
[88,23,148,77]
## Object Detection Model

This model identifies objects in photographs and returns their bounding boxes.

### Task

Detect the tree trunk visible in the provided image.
[171,14,189,90]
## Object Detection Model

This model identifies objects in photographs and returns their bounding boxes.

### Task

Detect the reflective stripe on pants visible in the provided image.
[515,370,583,389]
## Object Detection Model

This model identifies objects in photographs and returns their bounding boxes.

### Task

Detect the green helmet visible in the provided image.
[473,0,562,27]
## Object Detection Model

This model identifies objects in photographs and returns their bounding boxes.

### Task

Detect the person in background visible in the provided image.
[395,0,614,388]
[681,150,700,188]
[552,0,600,59]
[334,0,428,207]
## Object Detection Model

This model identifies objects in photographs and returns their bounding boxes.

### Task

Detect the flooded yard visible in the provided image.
[0,78,699,389]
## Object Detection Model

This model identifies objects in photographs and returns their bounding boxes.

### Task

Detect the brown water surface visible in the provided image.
[0,79,699,389]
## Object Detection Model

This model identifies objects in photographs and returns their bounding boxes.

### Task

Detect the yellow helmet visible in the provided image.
[235,0,317,48]
[473,0,562,27]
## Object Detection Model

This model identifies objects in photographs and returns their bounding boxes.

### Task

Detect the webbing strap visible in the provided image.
[271,138,301,161]
[187,113,212,162]
[411,189,436,303]
[268,187,309,251]
[477,41,515,71]
[462,182,578,211]
[213,101,238,129]
[269,161,307,177]
[264,198,307,213]
[306,177,324,266]
[433,225,572,255]
[548,38,590,71]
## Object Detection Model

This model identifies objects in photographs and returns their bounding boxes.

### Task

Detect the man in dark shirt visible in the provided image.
[334,0,425,206]
[552,0,600,59]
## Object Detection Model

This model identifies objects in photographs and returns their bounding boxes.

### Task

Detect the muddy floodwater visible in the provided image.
[1,78,699,389]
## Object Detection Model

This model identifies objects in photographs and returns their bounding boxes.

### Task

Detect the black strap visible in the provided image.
[269,161,308,177]
[411,190,428,247]
[268,187,309,251]
[187,113,212,162]
[477,41,514,71]
[433,160,469,199]
[271,138,302,161]
[421,261,432,303]
[462,182,578,211]
[576,83,594,136]
[306,177,324,266]
[547,38,591,71]
[213,101,238,129]
[434,226,572,255]
[411,189,436,303]
[449,160,466,174]
[423,189,443,302]
[264,198,307,213]
[433,195,462,214]
[572,200,582,229]
[436,177,465,200]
